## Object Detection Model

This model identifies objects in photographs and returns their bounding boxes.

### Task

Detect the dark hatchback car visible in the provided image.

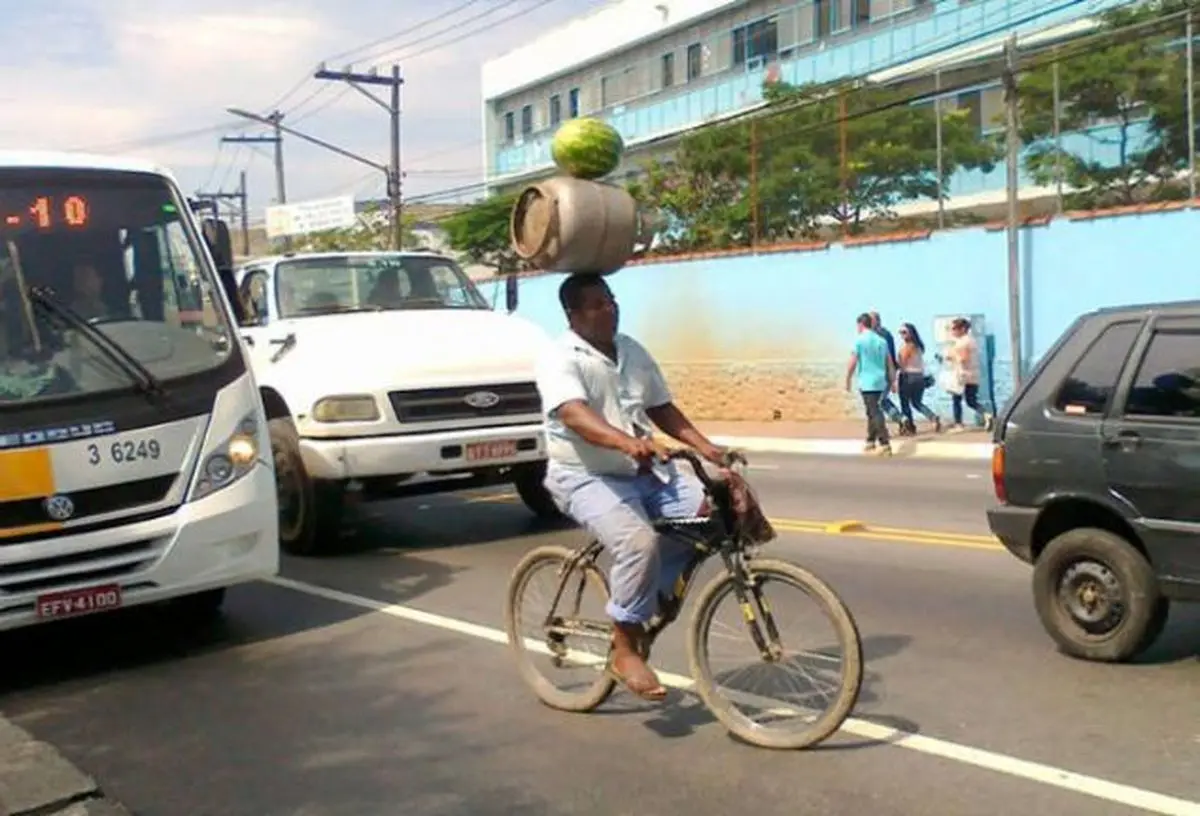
[987,299,1200,663]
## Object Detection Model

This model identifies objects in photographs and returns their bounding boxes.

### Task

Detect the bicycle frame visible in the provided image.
[541,450,785,663]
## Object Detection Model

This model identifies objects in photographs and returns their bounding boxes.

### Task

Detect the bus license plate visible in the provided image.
[36,584,123,620]
[466,440,518,461]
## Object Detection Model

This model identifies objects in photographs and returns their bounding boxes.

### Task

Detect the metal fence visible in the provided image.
[629,3,1198,252]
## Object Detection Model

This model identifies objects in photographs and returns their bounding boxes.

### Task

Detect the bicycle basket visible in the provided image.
[725,470,777,545]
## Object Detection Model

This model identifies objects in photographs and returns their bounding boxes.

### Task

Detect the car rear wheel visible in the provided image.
[1032,527,1167,663]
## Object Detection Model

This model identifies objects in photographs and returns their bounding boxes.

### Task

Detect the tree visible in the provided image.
[629,79,998,251]
[1016,1,1192,208]
[439,193,522,274]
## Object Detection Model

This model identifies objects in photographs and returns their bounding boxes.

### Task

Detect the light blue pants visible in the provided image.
[545,462,707,625]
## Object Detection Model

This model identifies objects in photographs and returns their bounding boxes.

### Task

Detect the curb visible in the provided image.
[0,716,131,816]
[707,435,993,460]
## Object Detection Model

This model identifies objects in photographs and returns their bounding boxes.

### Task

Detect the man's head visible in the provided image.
[559,272,618,343]
[951,317,970,337]
[869,310,882,329]
[856,312,873,333]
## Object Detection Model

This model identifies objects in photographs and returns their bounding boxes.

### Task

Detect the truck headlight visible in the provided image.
[189,414,261,502]
[312,395,380,423]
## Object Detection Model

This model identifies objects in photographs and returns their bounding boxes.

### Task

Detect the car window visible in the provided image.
[1123,328,1200,419]
[1053,321,1140,416]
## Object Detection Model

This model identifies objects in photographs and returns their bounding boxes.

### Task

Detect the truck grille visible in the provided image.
[388,382,541,424]
[0,474,178,533]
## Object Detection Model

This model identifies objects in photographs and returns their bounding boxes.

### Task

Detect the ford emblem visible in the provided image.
[43,494,76,522]
[463,391,501,409]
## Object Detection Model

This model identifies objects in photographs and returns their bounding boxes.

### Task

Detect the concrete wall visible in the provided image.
[478,204,1200,422]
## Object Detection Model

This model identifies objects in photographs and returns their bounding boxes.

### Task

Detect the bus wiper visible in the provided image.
[26,286,165,399]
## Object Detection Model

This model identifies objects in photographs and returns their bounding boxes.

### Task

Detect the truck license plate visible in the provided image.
[466,440,518,461]
[36,584,123,620]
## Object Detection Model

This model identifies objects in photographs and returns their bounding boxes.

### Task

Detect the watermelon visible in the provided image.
[550,117,624,180]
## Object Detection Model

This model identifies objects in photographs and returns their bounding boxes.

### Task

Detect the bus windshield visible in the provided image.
[0,168,234,406]
[272,254,490,318]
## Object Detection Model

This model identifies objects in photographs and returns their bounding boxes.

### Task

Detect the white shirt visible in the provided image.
[536,330,672,476]
[954,334,981,385]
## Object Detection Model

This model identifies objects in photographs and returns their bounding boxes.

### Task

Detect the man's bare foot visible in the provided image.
[610,623,666,701]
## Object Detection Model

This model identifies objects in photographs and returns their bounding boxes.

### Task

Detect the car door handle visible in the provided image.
[1102,431,1142,450]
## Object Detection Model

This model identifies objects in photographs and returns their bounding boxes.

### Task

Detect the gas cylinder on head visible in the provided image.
[509,177,640,274]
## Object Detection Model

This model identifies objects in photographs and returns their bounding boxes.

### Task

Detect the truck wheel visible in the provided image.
[269,419,347,556]
[512,460,562,520]
[1032,527,1166,663]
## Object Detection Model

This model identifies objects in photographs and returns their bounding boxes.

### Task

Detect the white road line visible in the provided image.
[264,575,1200,816]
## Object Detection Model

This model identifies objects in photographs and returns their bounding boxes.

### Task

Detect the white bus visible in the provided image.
[0,151,278,630]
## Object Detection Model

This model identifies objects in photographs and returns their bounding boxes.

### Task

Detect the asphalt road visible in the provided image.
[2,455,1199,816]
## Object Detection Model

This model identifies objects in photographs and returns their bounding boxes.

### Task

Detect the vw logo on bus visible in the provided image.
[463,391,501,410]
[43,494,76,522]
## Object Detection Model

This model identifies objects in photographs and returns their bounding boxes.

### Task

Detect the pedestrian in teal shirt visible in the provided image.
[845,312,895,455]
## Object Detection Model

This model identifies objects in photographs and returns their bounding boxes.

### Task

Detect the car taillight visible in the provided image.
[991,443,1007,503]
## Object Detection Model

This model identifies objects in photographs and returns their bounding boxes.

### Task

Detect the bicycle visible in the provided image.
[504,449,864,750]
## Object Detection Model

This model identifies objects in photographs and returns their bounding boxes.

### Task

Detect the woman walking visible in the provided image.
[947,317,994,432]
[896,322,941,435]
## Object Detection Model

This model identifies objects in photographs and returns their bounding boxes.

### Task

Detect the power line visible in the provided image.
[325,0,489,65]
[366,0,560,66]
[354,0,526,67]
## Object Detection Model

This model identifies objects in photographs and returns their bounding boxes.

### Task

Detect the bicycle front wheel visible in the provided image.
[687,558,863,750]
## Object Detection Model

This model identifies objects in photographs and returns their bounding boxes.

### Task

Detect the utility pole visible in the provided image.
[1002,33,1023,390]
[312,63,404,249]
[195,170,250,256]
[222,114,289,250]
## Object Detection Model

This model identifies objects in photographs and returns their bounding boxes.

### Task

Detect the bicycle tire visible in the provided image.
[505,544,617,712]
[687,558,863,750]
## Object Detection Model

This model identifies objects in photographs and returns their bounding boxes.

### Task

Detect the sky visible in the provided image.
[0,0,608,223]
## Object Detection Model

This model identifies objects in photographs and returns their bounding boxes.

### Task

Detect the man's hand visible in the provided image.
[696,442,730,467]
[619,435,670,466]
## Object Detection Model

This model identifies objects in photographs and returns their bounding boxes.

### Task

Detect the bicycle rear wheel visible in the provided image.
[687,558,863,750]
[505,544,617,712]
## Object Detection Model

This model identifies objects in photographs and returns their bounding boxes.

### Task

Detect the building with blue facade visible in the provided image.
[480,0,1135,213]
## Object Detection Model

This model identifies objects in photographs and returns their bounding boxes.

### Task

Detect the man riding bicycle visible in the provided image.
[535,272,730,702]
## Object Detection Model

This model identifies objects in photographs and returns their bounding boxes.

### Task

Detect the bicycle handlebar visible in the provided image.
[663,447,748,490]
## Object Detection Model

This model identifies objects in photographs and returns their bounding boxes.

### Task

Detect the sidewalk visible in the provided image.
[694,420,994,460]
[0,716,131,815]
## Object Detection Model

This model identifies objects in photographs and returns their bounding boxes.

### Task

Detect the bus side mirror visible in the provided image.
[202,219,234,271]
[504,274,518,314]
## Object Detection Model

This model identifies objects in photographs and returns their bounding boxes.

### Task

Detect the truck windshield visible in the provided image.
[274,254,489,318]
[0,168,234,406]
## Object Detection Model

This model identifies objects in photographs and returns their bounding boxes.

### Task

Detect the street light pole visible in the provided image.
[312,64,405,249]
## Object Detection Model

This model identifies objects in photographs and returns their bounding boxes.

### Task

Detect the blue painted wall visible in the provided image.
[479,206,1200,422]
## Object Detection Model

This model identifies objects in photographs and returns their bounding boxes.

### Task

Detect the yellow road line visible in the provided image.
[456,491,1002,551]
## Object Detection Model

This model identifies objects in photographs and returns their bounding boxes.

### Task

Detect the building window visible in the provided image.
[601,76,611,108]
[661,52,675,88]
[568,87,580,117]
[733,17,779,67]
[520,104,533,136]
[853,0,870,26]
[549,94,561,127]
[686,42,702,81]
[957,90,982,133]
[815,0,834,37]
[504,111,514,143]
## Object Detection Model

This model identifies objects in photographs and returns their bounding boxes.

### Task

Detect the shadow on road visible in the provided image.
[1131,602,1200,665]
[594,633,916,752]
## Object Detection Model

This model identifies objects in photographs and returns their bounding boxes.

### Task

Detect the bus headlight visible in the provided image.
[312,395,380,423]
[190,414,261,502]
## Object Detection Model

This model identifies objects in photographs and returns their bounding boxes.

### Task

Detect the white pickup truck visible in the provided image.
[233,250,554,554]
